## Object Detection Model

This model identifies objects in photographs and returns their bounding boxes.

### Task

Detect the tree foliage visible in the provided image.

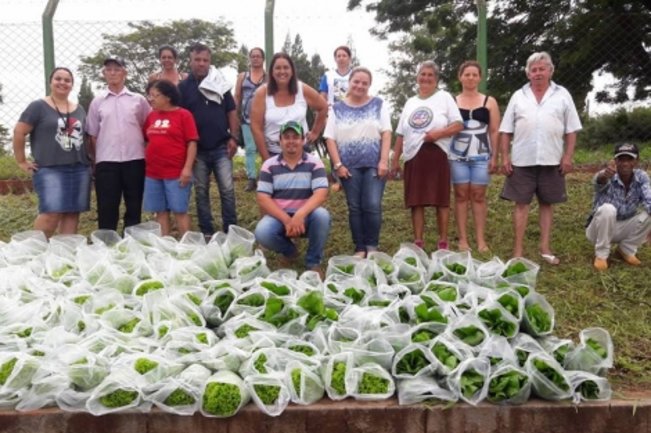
[78,75,94,114]
[281,33,326,90]
[349,0,651,111]
[79,19,239,94]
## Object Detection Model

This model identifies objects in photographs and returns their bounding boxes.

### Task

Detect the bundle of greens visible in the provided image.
[393,347,431,377]
[477,306,518,338]
[452,324,487,348]
[98,389,138,408]
[431,342,461,372]
[487,367,530,403]
[297,291,338,331]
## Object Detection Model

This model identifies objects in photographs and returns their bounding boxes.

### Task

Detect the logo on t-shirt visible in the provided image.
[153,119,170,128]
[408,107,433,129]
[55,117,83,151]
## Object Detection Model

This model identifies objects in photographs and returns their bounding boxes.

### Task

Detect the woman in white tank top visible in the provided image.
[250,52,327,161]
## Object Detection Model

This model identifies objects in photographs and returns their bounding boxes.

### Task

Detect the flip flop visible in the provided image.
[540,253,560,265]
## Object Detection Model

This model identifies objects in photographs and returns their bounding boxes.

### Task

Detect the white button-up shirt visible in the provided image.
[500,81,582,166]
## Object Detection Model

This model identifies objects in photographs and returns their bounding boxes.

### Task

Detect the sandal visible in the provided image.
[437,240,449,250]
[540,253,560,265]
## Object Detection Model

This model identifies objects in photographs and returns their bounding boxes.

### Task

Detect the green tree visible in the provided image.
[79,19,239,94]
[349,0,651,111]
[281,33,326,89]
[346,35,361,68]
[78,75,94,114]
[236,44,250,73]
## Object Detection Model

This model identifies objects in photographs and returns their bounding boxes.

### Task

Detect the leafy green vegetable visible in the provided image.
[532,359,570,391]
[368,300,391,307]
[460,369,484,398]
[488,370,528,402]
[429,271,444,281]
[240,260,262,275]
[196,333,209,345]
[135,280,164,296]
[261,297,299,328]
[291,368,301,394]
[0,358,17,385]
[502,262,528,277]
[586,338,607,359]
[78,320,86,332]
[497,293,520,316]
[254,384,281,405]
[432,343,460,370]
[516,349,529,367]
[404,257,418,266]
[425,283,457,302]
[525,304,552,334]
[99,389,138,408]
[335,264,355,274]
[330,362,347,395]
[253,353,268,373]
[378,262,394,275]
[202,382,241,416]
[117,318,141,333]
[553,345,571,364]
[158,325,169,338]
[260,281,290,296]
[288,345,315,357]
[414,303,448,324]
[453,325,486,346]
[187,312,202,327]
[579,380,600,399]
[489,356,503,366]
[445,263,467,275]
[343,287,364,304]
[326,283,338,294]
[15,327,32,338]
[238,293,265,307]
[298,291,338,331]
[515,286,530,297]
[398,307,410,324]
[214,292,235,315]
[31,350,45,357]
[398,270,420,283]
[411,329,437,343]
[164,388,196,406]
[234,324,258,338]
[94,304,115,315]
[186,293,202,306]
[52,265,73,279]
[134,358,158,375]
[395,349,429,375]
[478,308,518,337]
[358,372,390,394]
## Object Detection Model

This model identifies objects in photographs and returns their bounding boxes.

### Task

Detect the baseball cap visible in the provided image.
[279,121,304,137]
[103,57,127,68]
[613,143,639,159]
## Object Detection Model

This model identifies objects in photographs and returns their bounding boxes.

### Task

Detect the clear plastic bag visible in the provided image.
[500,257,540,288]
[447,357,490,405]
[567,370,612,403]
[245,372,290,416]
[391,343,436,379]
[397,376,457,405]
[222,225,256,266]
[86,369,148,415]
[526,352,572,401]
[146,364,212,415]
[522,292,555,337]
[563,327,613,375]
[485,363,531,405]
[285,360,325,405]
[200,370,250,418]
[323,352,355,400]
[349,362,395,401]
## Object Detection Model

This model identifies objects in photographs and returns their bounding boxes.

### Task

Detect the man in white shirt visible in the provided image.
[499,51,582,264]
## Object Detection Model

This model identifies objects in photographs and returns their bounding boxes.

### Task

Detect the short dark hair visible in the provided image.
[189,42,211,56]
[333,46,351,58]
[250,47,265,59]
[49,67,74,85]
[158,45,178,59]
[268,52,298,96]
[147,79,181,106]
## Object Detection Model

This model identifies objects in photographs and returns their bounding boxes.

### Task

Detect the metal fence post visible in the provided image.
[42,0,60,95]
[476,0,487,93]
[265,0,275,70]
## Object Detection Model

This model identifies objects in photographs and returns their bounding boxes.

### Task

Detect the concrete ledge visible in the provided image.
[0,395,649,433]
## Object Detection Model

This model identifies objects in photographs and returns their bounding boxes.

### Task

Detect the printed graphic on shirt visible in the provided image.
[450,119,490,157]
[147,118,172,135]
[55,117,83,151]
[332,77,349,103]
[408,107,433,129]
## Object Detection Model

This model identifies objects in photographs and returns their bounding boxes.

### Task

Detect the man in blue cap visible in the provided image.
[586,142,651,270]
[254,121,330,277]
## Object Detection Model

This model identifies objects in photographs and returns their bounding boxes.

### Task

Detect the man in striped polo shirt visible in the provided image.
[254,121,331,276]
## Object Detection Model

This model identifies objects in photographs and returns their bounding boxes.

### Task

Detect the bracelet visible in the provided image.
[333,162,343,170]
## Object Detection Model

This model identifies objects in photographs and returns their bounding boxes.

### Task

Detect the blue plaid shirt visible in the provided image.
[589,169,651,222]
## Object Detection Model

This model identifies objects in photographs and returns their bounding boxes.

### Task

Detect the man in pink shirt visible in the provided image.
[86,57,151,231]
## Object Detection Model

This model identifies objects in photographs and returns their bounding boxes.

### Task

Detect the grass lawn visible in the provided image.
[0,156,649,391]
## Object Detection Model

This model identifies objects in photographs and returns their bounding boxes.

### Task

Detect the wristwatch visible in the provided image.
[334,162,343,170]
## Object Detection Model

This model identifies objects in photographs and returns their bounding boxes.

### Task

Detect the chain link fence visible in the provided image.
[0,0,649,161]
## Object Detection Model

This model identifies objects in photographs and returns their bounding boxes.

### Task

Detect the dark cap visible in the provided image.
[279,121,304,137]
[614,142,639,159]
[103,57,126,68]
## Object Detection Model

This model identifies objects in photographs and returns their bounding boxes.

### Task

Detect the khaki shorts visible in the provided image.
[500,165,567,205]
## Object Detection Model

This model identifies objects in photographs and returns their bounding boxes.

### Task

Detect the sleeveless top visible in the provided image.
[449,95,491,160]
[264,81,308,154]
[240,71,265,124]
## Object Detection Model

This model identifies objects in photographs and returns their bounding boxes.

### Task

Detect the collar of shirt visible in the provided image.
[278,152,308,167]
[104,87,136,98]
[522,81,561,104]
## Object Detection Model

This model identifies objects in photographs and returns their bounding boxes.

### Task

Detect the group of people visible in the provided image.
[12,44,650,274]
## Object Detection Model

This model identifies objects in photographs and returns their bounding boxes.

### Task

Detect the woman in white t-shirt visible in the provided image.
[250,52,327,161]
[390,61,464,251]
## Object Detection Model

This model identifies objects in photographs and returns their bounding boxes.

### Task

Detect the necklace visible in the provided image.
[51,96,72,150]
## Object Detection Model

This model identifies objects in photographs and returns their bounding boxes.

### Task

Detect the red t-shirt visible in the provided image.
[143,108,198,179]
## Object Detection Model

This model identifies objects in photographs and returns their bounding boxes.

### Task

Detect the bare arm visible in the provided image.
[378,130,392,178]
[560,132,577,175]
[250,86,269,161]
[257,192,292,226]
[13,122,36,172]
[303,84,328,143]
[287,188,328,237]
[179,140,197,187]
[391,135,404,178]
[487,96,501,173]
[234,72,245,114]
[325,137,350,179]
[500,132,513,176]
[425,121,464,143]
[226,109,239,159]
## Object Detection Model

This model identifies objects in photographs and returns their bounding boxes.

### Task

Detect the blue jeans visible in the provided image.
[254,207,331,268]
[193,146,237,234]
[340,167,386,252]
[241,124,257,180]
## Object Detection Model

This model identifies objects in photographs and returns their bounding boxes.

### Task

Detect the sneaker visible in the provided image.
[616,248,641,266]
[593,257,608,271]
[244,179,257,192]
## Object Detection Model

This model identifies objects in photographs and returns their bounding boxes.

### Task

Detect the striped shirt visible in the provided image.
[257,152,328,213]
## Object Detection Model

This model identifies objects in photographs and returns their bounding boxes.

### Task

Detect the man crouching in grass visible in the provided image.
[254,121,331,278]
[586,142,651,271]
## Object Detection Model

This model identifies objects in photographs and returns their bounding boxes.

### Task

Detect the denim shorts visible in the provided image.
[143,177,192,213]
[32,163,91,213]
[450,158,490,185]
